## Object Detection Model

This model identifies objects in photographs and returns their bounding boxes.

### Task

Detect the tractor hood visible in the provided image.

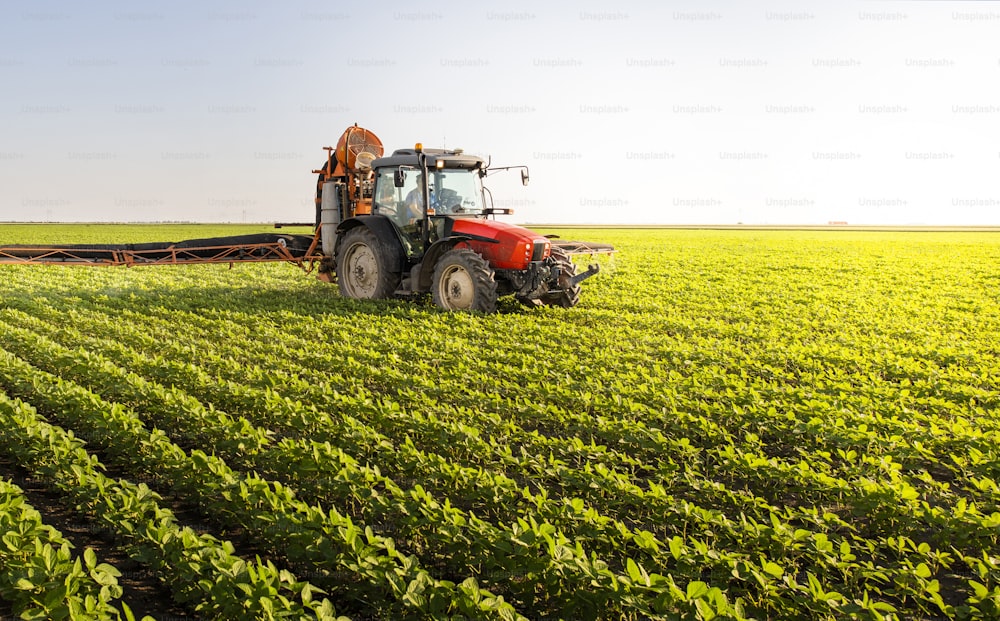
[446,218,551,270]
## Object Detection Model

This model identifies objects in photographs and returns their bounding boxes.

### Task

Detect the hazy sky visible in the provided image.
[1,1,998,225]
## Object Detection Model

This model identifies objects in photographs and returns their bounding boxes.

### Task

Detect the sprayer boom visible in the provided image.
[0,233,321,267]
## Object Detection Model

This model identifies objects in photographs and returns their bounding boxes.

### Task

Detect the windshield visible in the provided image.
[429,169,485,215]
[372,167,486,223]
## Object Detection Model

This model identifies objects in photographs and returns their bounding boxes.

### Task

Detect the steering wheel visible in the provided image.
[435,189,462,214]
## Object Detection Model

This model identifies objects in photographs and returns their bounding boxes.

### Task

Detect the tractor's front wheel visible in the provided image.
[432,248,498,313]
[336,226,401,300]
[539,248,581,308]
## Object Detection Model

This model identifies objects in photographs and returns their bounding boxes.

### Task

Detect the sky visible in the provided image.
[1,0,998,225]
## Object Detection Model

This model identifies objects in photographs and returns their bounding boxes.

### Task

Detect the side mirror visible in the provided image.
[520,169,529,186]
[394,169,405,188]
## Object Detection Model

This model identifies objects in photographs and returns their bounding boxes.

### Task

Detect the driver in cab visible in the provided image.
[403,173,428,222]
[404,172,462,217]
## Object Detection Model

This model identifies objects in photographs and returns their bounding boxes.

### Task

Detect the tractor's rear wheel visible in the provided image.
[539,248,581,308]
[432,248,498,313]
[336,226,400,300]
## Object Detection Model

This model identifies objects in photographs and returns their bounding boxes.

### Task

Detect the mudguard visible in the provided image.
[412,237,476,292]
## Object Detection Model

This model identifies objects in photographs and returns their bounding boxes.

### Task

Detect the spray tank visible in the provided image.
[315,124,383,257]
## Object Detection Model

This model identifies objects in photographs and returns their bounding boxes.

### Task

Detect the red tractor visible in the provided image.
[313,125,605,312]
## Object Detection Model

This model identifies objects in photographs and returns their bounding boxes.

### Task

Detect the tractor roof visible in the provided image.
[373,148,485,171]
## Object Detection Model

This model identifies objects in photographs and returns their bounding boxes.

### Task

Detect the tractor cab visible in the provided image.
[370,147,490,256]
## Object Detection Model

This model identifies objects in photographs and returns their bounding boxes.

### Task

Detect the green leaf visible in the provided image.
[686,580,710,600]
[970,580,989,599]
[83,547,97,569]
[694,598,717,620]
[14,577,35,591]
[669,536,685,560]
[91,563,122,586]
[762,561,784,578]
[626,558,642,583]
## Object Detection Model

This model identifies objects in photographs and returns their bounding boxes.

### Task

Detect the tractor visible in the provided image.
[312,125,604,313]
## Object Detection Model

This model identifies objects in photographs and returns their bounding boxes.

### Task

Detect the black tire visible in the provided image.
[336,226,401,300]
[432,248,498,313]
[539,248,581,308]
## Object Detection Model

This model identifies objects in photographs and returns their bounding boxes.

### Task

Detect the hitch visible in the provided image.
[568,263,601,288]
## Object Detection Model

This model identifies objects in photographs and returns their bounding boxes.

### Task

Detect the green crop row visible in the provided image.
[0,476,142,621]
[0,390,345,621]
[0,344,526,620]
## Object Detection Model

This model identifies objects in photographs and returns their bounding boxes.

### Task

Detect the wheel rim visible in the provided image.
[438,264,475,309]
[343,242,379,298]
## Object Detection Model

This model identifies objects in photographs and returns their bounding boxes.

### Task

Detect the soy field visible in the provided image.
[0,223,998,620]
